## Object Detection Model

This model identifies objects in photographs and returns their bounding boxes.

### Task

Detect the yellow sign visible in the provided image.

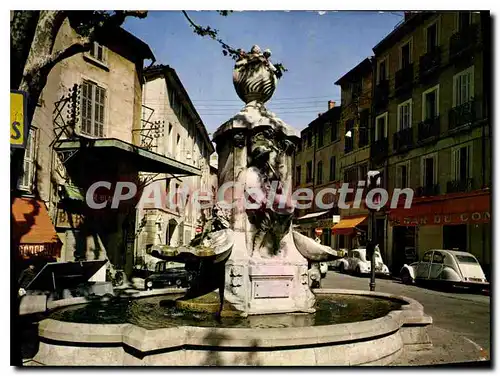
[10,90,28,148]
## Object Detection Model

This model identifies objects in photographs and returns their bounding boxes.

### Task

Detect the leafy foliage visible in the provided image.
[182,11,287,79]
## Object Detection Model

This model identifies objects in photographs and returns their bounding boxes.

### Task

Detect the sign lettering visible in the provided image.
[10,91,29,148]
[391,212,491,226]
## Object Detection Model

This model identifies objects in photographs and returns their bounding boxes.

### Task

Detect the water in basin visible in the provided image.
[48,294,406,329]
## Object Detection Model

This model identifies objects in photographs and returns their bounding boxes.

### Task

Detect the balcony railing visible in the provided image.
[415,184,440,197]
[395,63,414,96]
[370,138,388,164]
[448,99,478,130]
[418,116,441,141]
[450,23,480,60]
[446,178,475,193]
[419,47,441,81]
[393,127,414,152]
[374,80,389,110]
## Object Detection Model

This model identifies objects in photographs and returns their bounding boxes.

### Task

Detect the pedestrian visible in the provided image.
[18,262,36,297]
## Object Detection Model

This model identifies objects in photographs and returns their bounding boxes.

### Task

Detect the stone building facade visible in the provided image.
[14,21,200,279]
[293,101,342,246]
[135,65,216,266]
[372,12,491,275]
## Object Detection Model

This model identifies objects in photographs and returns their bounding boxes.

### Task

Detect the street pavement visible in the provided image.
[321,270,491,365]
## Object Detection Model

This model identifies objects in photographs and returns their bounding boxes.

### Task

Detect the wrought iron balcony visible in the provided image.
[448,100,477,130]
[370,138,388,164]
[395,63,414,96]
[446,178,475,193]
[419,47,441,82]
[415,184,440,197]
[374,80,389,110]
[418,116,441,141]
[450,23,480,61]
[393,127,414,152]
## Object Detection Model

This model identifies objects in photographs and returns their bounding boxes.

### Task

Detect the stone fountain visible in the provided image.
[149,44,339,316]
[32,46,433,366]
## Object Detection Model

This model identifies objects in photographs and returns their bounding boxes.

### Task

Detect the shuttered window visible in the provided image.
[81,80,105,137]
[453,67,474,107]
[452,145,472,181]
[398,100,412,130]
[18,128,36,192]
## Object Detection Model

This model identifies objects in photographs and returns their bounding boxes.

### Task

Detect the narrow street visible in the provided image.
[321,270,491,364]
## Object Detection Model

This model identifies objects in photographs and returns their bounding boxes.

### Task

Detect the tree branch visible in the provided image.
[181,10,287,78]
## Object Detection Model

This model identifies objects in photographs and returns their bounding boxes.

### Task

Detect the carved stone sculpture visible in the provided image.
[148,45,340,316]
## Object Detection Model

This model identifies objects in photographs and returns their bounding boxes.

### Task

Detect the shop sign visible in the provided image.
[10,90,29,148]
[56,209,84,228]
[19,243,60,259]
[391,211,491,226]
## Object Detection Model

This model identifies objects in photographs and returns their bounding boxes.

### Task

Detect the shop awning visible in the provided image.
[54,137,201,175]
[12,197,62,259]
[297,210,330,221]
[332,215,367,235]
[389,189,491,226]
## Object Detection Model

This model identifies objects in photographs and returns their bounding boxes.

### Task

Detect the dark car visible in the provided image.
[144,262,195,290]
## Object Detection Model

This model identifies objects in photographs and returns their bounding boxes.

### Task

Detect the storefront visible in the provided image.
[388,189,491,275]
[295,211,334,246]
[12,197,62,270]
[331,215,368,250]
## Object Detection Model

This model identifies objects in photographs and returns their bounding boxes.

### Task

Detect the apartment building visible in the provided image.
[371,11,491,274]
[333,58,386,252]
[136,65,216,264]
[293,101,342,246]
[12,21,200,278]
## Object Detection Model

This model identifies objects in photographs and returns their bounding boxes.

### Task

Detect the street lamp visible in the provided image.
[345,127,380,292]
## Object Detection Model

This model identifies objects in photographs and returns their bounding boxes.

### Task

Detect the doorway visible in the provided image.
[443,224,467,252]
[392,226,416,272]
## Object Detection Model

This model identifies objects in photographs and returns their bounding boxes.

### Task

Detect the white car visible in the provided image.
[400,249,489,290]
[336,247,390,276]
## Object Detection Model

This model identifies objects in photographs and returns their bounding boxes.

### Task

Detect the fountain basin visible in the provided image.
[32,289,432,366]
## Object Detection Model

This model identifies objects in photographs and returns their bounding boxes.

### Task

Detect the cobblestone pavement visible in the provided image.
[321,270,491,365]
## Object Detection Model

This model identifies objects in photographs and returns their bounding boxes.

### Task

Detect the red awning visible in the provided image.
[12,197,61,258]
[389,189,491,226]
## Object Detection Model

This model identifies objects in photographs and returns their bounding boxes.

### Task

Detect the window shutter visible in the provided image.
[94,85,105,137]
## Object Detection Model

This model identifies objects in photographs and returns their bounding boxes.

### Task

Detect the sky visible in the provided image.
[124,11,403,134]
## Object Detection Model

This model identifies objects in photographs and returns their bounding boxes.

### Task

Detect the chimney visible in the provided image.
[328,100,336,110]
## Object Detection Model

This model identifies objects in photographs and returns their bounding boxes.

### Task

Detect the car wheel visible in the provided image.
[175,279,182,287]
[339,263,345,274]
[321,272,326,278]
[401,269,413,285]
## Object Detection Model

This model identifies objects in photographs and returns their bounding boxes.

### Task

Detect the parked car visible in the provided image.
[335,247,390,276]
[399,249,489,291]
[319,262,328,278]
[144,261,196,290]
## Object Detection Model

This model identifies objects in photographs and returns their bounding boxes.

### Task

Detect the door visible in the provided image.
[416,251,433,279]
[429,251,445,279]
[443,225,467,252]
